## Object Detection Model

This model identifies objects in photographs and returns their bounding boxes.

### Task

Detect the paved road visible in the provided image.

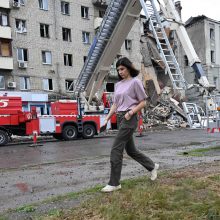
[0,129,220,212]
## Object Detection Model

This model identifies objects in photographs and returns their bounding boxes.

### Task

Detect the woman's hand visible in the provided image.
[124,110,134,120]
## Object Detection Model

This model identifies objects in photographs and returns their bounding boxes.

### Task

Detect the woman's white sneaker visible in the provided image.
[101,184,121,192]
[150,163,159,181]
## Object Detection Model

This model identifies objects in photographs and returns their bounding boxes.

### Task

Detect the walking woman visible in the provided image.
[101,57,159,193]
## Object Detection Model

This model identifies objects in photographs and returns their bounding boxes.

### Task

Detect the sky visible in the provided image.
[180,0,220,22]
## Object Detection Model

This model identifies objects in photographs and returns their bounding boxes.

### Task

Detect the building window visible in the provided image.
[61,1,69,15]
[82,31,90,44]
[13,0,24,5]
[83,56,87,63]
[43,78,53,91]
[64,53,72,66]
[0,39,12,57]
[62,28,71,41]
[42,51,52,64]
[125,39,132,50]
[213,76,218,88]
[211,50,215,63]
[38,0,48,10]
[0,76,5,89]
[40,23,49,38]
[65,79,75,92]
[81,6,89,19]
[17,48,28,61]
[20,77,30,90]
[184,55,189,66]
[99,10,105,18]
[15,19,27,33]
[0,12,9,26]
[210,28,215,40]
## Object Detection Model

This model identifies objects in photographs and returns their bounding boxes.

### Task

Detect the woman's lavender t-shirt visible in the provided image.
[113,77,147,112]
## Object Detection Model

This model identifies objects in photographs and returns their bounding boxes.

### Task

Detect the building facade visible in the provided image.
[183,16,220,90]
[0,0,145,99]
[0,0,13,90]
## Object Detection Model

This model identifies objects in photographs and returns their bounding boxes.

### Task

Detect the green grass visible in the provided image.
[181,146,220,157]
[38,173,220,220]
[16,205,36,213]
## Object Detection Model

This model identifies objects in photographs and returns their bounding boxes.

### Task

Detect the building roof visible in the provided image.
[185,15,220,27]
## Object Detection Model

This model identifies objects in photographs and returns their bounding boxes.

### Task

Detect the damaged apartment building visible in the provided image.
[184,15,220,97]
[1,0,220,128]
[0,0,146,99]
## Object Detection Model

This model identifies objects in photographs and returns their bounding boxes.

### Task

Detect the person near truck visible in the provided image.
[101,57,159,193]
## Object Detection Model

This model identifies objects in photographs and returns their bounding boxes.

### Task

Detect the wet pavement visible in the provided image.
[0,128,220,212]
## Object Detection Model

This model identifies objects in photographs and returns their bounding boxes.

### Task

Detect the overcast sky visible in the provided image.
[180,0,220,22]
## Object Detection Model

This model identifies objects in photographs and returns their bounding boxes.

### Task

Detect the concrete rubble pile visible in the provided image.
[142,97,188,130]
[140,26,189,130]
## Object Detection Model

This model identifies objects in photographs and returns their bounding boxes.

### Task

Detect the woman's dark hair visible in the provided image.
[116,57,139,80]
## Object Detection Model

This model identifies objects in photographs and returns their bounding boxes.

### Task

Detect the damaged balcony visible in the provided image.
[92,0,108,8]
[0,0,10,9]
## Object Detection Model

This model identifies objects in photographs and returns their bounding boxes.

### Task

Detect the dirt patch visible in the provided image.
[1,161,220,220]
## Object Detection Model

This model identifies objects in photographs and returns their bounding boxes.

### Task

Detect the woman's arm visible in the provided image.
[125,100,147,120]
[104,103,117,124]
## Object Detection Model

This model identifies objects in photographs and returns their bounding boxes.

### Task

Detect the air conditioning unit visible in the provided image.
[18,61,28,68]
[13,1,20,8]
[8,82,16,88]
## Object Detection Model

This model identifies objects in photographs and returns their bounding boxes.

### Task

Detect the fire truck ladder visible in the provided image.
[74,0,127,93]
[140,0,187,90]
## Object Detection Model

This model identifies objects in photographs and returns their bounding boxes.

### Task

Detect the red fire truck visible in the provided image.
[0,96,110,146]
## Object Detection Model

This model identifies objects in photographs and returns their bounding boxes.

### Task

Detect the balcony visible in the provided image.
[0,0,10,9]
[0,26,12,39]
[92,0,108,8]
[94,17,103,29]
[0,57,13,70]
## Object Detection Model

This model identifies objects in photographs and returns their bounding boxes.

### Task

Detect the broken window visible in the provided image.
[81,6,89,19]
[61,1,69,15]
[0,75,5,89]
[0,11,9,26]
[211,50,215,63]
[42,51,52,64]
[210,28,215,40]
[43,78,53,91]
[40,23,49,38]
[62,27,71,41]
[64,53,72,66]
[184,55,189,66]
[17,48,28,61]
[82,31,90,44]
[20,76,30,90]
[39,0,48,10]
[15,19,27,33]
[65,79,75,92]
[0,39,12,57]
[125,39,132,50]
[213,76,218,88]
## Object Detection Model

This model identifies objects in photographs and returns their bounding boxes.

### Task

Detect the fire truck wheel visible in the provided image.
[62,125,78,140]
[83,124,96,139]
[52,133,63,140]
[0,130,9,146]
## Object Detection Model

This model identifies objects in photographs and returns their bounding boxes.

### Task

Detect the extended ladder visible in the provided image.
[74,0,128,93]
[140,0,187,90]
